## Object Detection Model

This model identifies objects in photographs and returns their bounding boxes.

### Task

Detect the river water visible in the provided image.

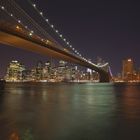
[0,83,140,140]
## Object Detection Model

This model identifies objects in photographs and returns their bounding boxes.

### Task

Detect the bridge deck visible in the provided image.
[0,24,110,82]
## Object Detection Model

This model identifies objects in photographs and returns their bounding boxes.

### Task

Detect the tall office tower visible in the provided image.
[122,58,134,81]
[22,70,32,81]
[36,61,43,80]
[57,60,67,81]
[5,60,25,82]
[45,61,51,73]
[59,60,67,68]
[43,61,51,80]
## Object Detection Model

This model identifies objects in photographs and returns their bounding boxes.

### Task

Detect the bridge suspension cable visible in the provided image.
[0,0,66,50]
[26,0,84,57]
[0,0,110,70]
[0,0,91,61]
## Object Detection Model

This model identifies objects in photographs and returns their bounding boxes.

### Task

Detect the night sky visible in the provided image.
[0,0,140,77]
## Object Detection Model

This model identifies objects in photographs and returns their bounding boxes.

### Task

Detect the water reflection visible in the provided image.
[114,84,140,120]
[9,129,33,140]
[9,131,19,140]
[0,83,140,140]
[21,129,33,140]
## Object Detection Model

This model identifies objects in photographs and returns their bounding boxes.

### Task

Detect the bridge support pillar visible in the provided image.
[99,72,110,83]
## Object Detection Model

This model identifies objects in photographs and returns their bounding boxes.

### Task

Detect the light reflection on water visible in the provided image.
[0,83,140,140]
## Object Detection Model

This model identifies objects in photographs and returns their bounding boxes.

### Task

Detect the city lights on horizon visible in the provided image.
[0,59,139,83]
[3,59,101,83]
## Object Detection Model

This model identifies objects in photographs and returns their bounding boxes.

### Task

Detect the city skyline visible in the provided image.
[1,58,140,82]
[4,59,100,82]
[0,0,140,77]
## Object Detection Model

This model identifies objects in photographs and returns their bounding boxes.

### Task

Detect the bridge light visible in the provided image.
[16,26,20,30]
[67,42,69,45]
[31,30,34,33]
[51,25,54,28]
[40,12,43,15]
[56,30,58,33]
[1,6,4,10]
[60,34,62,38]
[25,26,28,29]
[18,20,21,23]
[70,45,72,48]
[46,40,49,44]
[29,32,33,36]
[10,14,13,17]
[63,38,66,41]
[33,4,36,7]
[46,19,49,22]
[128,59,132,62]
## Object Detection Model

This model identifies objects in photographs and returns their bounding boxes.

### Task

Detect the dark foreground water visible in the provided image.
[0,83,140,140]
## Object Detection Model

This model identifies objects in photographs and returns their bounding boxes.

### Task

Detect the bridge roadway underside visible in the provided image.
[0,31,110,82]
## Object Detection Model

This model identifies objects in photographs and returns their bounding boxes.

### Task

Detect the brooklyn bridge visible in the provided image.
[0,0,112,82]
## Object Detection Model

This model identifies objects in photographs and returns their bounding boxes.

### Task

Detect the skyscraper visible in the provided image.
[5,60,25,82]
[43,61,51,80]
[122,58,134,81]
[35,61,43,81]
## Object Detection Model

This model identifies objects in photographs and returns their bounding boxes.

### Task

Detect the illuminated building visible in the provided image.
[57,60,67,81]
[3,59,104,82]
[122,58,134,81]
[22,70,32,81]
[86,68,92,80]
[31,69,36,81]
[5,60,25,82]
[35,61,43,81]
[43,61,51,80]
[45,61,51,73]
[59,60,67,67]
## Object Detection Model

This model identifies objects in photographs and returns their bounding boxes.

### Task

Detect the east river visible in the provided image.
[0,83,140,140]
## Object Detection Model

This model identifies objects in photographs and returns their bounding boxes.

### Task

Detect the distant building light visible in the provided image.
[128,59,132,62]
[1,6,4,10]
[12,60,18,63]
[46,40,49,43]
[29,32,33,36]
[16,26,20,29]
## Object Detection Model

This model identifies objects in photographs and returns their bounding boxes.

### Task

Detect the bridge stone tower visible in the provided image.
[99,71,110,82]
